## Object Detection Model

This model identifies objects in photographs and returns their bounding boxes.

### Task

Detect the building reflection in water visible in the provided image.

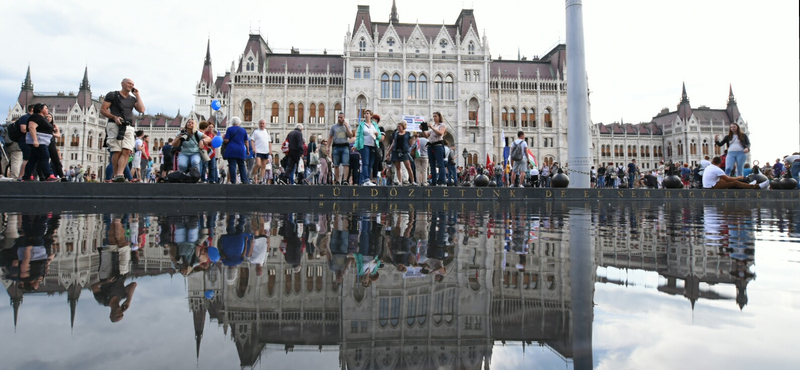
[0,202,774,368]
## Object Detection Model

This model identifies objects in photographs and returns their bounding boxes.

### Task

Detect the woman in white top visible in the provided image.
[422,112,447,186]
[715,123,751,177]
[355,110,380,186]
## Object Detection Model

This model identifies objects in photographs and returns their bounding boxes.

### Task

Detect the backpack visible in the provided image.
[281,139,290,154]
[7,118,23,142]
[510,141,524,161]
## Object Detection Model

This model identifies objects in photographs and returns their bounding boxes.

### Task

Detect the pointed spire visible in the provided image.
[726,83,740,122]
[390,0,399,23]
[204,39,212,65]
[200,39,214,87]
[80,66,90,91]
[22,65,33,90]
[681,82,688,102]
[678,82,692,121]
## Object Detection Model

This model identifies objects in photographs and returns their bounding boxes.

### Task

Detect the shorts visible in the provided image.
[512,161,527,174]
[331,145,349,167]
[256,153,269,160]
[18,140,31,160]
[132,152,142,169]
[105,122,135,152]
[391,151,410,162]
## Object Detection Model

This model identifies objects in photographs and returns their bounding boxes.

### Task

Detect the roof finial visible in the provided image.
[390,0,399,23]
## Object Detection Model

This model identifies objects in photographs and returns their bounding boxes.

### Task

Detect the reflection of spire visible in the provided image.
[193,301,207,360]
[68,283,82,330]
[735,278,749,310]
[12,297,21,331]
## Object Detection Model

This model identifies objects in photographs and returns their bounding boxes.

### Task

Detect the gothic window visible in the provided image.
[501,107,508,127]
[544,108,553,128]
[690,140,697,155]
[319,103,326,124]
[468,42,475,55]
[464,70,470,82]
[474,70,480,81]
[355,96,367,119]
[702,140,709,155]
[379,298,389,327]
[354,67,361,79]
[392,73,401,99]
[359,37,366,52]
[71,131,80,147]
[520,108,527,127]
[298,103,305,123]
[510,107,517,127]
[407,74,417,99]
[444,75,454,100]
[418,74,428,100]
[363,67,370,79]
[381,73,390,98]
[677,140,683,156]
[439,39,448,49]
[434,75,444,100]
[309,103,317,123]
[530,108,537,127]
[271,102,279,123]
[468,98,479,122]
[288,103,296,124]
[333,103,341,118]
[390,297,401,327]
[387,37,395,46]
[87,131,93,148]
[243,100,253,122]
[667,143,673,157]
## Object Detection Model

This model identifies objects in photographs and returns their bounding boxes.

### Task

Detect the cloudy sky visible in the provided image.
[1,0,797,161]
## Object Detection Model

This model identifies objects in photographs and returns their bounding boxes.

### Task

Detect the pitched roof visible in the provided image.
[374,22,457,43]
[490,60,555,79]
[692,107,731,125]
[200,40,214,86]
[265,54,344,75]
[236,34,271,73]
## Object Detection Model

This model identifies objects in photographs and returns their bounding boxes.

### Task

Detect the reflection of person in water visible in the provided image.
[422,212,448,282]
[325,214,354,286]
[93,214,136,323]
[167,215,209,275]
[387,212,415,273]
[280,213,303,273]
[249,215,269,277]
[219,214,253,268]
[16,214,55,292]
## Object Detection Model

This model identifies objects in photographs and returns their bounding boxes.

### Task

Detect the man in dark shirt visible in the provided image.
[160,138,173,179]
[284,124,305,185]
[597,163,606,188]
[348,145,360,186]
[100,78,145,182]
[15,105,34,179]
[627,159,638,189]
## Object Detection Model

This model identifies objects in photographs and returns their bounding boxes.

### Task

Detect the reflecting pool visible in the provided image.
[1,201,798,369]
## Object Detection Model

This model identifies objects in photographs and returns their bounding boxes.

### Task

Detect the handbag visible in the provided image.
[196,132,211,162]
[221,129,235,160]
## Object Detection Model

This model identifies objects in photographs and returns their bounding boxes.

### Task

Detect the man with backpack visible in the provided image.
[6,105,34,179]
[510,131,528,188]
[100,78,145,182]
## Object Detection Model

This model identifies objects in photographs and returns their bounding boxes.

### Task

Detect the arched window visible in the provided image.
[297,103,305,123]
[355,96,367,120]
[677,140,683,156]
[434,75,444,100]
[392,73,401,99]
[544,108,553,128]
[690,140,697,155]
[468,42,475,55]
[445,75,454,100]
[319,103,326,124]
[702,140,709,155]
[510,107,517,127]
[359,37,366,52]
[309,103,317,124]
[530,108,537,128]
[87,131,94,149]
[71,131,80,147]
[333,103,341,117]
[468,98,479,123]
[271,102,279,123]
[418,74,428,100]
[407,74,417,99]
[288,103,296,124]
[501,107,508,127]
[667,143,673,157]
[521,108,528,127]
[243,100,253,122]
[381,73,390,98]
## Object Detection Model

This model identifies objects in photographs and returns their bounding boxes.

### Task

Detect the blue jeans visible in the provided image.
[178,152,201,173]
[207,158,218,183]
[447,164,457,185]
[791,161,800,188]
[228,158,248,184]
[725,150,746,176]
[597,175,605,188]
[286,154,300,184]
[331,146,349,167]
[427,145,446,185]
[359,146,373,185]
[628,174,636,189]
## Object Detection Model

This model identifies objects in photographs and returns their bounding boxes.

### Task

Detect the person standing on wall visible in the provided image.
[100,78,145,183]
[715,123,750,177]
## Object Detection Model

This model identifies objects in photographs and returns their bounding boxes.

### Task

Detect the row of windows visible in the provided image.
[381,73,456,100]
[499,107,552,128]
[241,100,343,124]
[358,37,476,55]
[353,67,371,79]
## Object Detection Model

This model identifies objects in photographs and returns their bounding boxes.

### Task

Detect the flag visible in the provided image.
[502,146,510,166]
[486,153,492,167]
[526,148,538,168]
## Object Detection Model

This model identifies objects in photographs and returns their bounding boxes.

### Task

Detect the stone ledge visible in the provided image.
[0,182,797,202]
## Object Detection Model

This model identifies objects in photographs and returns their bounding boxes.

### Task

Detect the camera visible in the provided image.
[420,121,429,131]
[178,129,190,141]
[115,119,132,140]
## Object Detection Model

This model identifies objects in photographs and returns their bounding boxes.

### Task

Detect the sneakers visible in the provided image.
[46,175,60,182]
[0,176,15,182]
[364,181,376,186]
[112,175,127,183]
[392,181,400,186]
[759,180,770,190]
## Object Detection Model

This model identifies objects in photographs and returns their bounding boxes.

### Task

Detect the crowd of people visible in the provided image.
[1,80,798,189]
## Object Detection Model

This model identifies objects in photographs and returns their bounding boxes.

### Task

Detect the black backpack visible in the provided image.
[7,118,23,142]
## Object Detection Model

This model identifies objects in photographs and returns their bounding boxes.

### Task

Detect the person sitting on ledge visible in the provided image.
[702,156,762,189]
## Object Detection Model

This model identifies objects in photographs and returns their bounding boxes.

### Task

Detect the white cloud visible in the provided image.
[1,0,797,159]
